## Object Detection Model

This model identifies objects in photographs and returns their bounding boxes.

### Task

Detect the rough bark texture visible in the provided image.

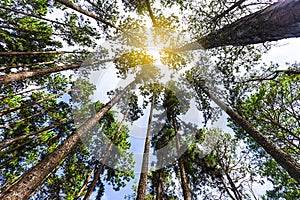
[156,153,164,200]
[178,0,300,50]
[173,114,191,200]
[198,84,300,184]
[136,96,155,200]
[83,109,129,200]
[0,81,134,199]
[0,59,113,84]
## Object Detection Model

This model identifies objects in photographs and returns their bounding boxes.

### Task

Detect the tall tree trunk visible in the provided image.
[0,59,113,84]
[0,6,66,26]
[83,109,129,200]
[195,82,300,184]
[56,0,123,32]
[74,166,96,200]
[136,95,155,200]
[177,0,300,50]
[172,113,191,200]
[0,81,135,199]
[156,153,164,200]
[0,61,56,71]
[0,89,72,116]
[0,50,87,55]
[145,0,157,27]
[0,124,57,150]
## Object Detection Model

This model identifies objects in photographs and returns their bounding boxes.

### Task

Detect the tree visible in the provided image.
[0,81,135,199]
[231,65,300,199]
[177,0,300,50]
[187,69,300,184]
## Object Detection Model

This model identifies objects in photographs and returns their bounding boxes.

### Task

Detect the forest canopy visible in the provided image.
[0,0,299,199]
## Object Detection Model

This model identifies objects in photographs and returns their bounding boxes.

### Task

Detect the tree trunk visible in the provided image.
[83,109,129,200]
[0,124,57,150]
[0,89,72,116]
[0,81,134,199]
[136,95,155,200]
[177,0,300,50]
[0,59,113,84]
[74,166,96,200]
[56,0,122,32]
[0,51,87,55]
[196,82,300,184]
[0,5,66,26]
[0,61,56,71]
[156,153,164,200]
[145,0,157,27]
[172,113,191,200]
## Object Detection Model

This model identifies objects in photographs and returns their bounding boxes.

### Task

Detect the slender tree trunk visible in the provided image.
[145,0,157,27]
[0,86,45,102]
[0,6,66,26]
[177,0,300,50]
[223,170,242,200]
[0,24,66,36]
[211,0,246,23]
[172,113,191,200]
[136,95,155,200]
[0,89,72,116]
[195,82,300,184]
[0,59,113,84]
[74,166,96,200]
[0,81,135,199]
[156,153,164,200]
[56,0,123,32]
[0,128,54,156]
[83,109,129,200]
[220,177,236,200]
[0,124,57,150]
[0,50,87,55]
[0,61,56,71]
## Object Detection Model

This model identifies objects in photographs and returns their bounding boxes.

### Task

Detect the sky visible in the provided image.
[45,1,300,199]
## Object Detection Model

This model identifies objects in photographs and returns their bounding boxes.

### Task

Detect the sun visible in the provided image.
[147,47,162,64]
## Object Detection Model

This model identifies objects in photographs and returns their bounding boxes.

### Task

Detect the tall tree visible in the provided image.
[177,0,300,50]
[187,70,300,184]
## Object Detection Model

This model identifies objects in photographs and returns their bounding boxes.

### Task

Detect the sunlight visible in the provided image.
[147,47,162,64]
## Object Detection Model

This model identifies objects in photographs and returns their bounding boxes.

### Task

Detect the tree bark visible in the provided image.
[0,81,134,199]
[172,113,191,200]
[83,109,129,200]
[156,153,164,200]
[74,166,96,200]
[136,95,155,200]
[56,0,123,32]
[0,124,57,150]
[0,51,87,55]
[0,89,72,116]
[195,82,300,184]
[177,0,300,50]
[0,5,66,26]
[0,61,56,71]
[0,59,113,84]
[145,0,157,27]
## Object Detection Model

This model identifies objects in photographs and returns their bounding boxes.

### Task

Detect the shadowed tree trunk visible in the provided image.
[177,0,300,51]
[0,81,135,199]
[0,59,113,84]
[83,108,129,200]
[0,89,73,116]
[194,80,300,184]
[56,0,123,31]
[172,113,191,200]
[136,95,155,200]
